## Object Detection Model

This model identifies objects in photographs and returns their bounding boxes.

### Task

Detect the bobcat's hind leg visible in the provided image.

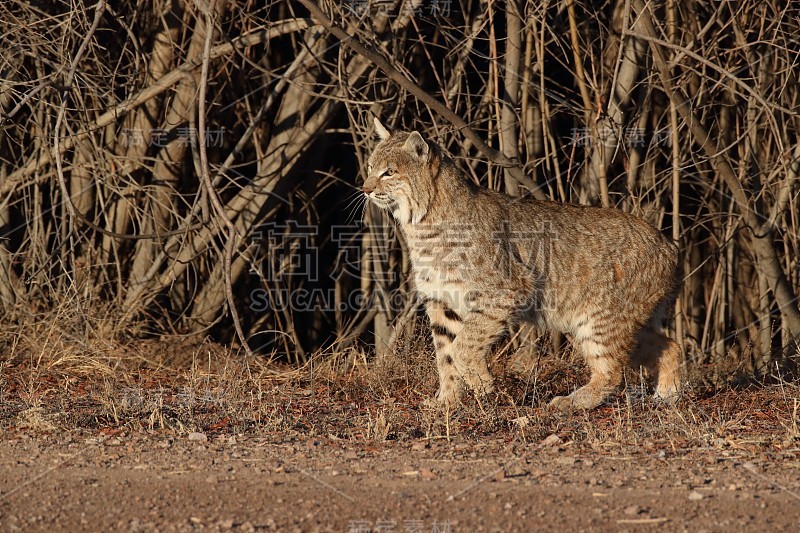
[550,333,628,412]
[631,325,682,402]
[425,299,465,407]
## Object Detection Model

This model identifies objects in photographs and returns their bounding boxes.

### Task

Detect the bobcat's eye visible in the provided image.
[380,168,396,179]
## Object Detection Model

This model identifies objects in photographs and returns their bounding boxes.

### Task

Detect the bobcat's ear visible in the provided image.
[403,131,429,161]
[373,117,391,141]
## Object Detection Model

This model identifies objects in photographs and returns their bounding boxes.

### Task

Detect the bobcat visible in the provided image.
[363,118,682,411]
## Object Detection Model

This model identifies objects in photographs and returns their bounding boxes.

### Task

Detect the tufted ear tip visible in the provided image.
[373,117,391,140]
[403,131,429,161]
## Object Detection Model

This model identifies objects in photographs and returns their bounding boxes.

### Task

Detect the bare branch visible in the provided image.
[296,0,546,200]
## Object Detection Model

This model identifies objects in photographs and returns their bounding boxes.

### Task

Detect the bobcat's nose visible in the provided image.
[362,183,374,194]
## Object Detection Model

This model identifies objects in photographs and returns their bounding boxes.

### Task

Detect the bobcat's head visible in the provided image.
[363,117,434,225]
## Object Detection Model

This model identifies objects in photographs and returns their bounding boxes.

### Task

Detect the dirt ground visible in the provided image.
[1,425,800,532]
[1,338,800,531]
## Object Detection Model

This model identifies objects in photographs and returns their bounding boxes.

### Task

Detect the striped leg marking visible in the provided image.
[426,299,464,406]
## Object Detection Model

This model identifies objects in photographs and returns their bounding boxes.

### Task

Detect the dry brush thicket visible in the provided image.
[0,0,798,382]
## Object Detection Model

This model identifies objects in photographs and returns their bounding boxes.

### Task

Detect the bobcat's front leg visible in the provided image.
[449,304,510,400]
[425,299,465,407]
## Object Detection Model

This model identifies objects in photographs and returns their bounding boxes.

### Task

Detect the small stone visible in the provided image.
[742,462,759,474]
[688,490,704,501]
[506,463,528,477]
[624,505,640,516]
[420,467,435,479]
[540,434,562,447]
[512,416,530,428]
[188,432,208,442]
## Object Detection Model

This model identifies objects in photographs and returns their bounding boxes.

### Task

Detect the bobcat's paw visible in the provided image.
[462,373,495,398]
[653,385,681,404]
[548,387,607,413]
[423,385,462,410]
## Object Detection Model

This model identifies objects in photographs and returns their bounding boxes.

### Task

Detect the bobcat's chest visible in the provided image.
[405,229,473,316]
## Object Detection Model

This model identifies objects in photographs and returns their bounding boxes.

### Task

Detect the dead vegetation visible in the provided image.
[1,328,798,461]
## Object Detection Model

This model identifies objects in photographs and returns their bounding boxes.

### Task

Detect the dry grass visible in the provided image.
[2,314,798,460]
